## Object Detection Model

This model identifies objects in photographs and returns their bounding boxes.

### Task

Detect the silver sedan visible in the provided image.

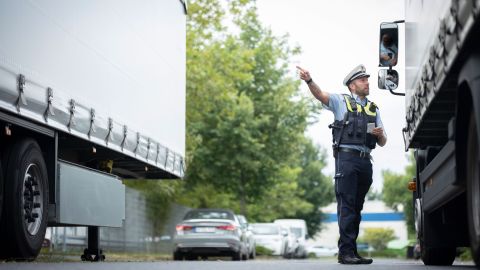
[173,209,248,261]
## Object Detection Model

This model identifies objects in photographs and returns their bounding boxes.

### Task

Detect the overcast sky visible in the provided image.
[255,0,408,191]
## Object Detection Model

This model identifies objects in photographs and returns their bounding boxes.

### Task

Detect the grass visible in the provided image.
[37,249,171,262]
[358,248,407,259]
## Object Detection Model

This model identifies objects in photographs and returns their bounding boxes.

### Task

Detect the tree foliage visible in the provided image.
[127,0,333,237]
[180,0,334,235]
[382,152,416,236]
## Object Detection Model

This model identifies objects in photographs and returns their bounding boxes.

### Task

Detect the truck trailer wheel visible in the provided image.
[0,139,48,260]
[419,204,456,265]
[467,111,480,266]
[0,158,3,225]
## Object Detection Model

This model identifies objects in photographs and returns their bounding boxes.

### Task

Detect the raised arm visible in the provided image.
[296,66,330,106]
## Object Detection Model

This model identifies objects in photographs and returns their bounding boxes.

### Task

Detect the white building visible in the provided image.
[309,200,407,248]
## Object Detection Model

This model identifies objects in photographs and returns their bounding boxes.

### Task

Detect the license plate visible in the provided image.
[195,227,215,233]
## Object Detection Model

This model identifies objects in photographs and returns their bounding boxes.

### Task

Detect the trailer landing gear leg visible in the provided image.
[81,226,105,262]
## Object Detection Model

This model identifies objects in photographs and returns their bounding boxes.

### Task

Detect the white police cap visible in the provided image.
[343,64,370,86]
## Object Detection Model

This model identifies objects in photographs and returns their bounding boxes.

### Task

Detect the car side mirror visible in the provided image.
[379,22,399,68]
[378,69,399,90]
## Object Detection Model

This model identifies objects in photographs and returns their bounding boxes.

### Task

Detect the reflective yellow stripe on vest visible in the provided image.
[343,95,377,116]
[343,95,362,112]
[364,102,377,116]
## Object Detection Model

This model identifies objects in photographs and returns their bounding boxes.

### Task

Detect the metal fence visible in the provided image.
[48,187,190,254]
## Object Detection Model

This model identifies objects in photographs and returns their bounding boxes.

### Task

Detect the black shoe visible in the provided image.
[355,255,373,264]
[338,254,361,264]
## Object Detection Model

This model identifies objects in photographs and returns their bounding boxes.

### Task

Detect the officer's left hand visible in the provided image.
[371,127,384,138]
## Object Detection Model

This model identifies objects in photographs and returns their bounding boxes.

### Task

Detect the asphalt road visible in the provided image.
[0,259,476,270]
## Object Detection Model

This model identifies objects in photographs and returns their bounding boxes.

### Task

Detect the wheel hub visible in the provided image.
[22,164,43,236]
[415,198,422,239]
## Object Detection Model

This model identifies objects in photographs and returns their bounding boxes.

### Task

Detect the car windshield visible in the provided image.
[290,227,303,238]
[251,225,279,235]
[183,210,234,220]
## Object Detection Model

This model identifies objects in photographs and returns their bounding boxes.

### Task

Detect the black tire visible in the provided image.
[467,111,480,266]
[0,139,49,260]
[420,246,456,265]
[185,254,196,261]
[232,250,242,261]
[249,247,256,260]
[241,250,248,261]
[173,251,183,261]
[419,209,456,265]
[0,158,3,224]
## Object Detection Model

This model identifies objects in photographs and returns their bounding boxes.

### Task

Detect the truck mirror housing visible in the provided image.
[379,22,399,67]
[378,69,399,90]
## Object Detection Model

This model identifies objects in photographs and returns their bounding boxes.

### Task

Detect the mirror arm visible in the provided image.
[389,88,405,96]
[387,66,405,96]
[393,20,405,24]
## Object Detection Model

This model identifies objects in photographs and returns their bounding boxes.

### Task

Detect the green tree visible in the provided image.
[382,152,416,236]
[122,0,333,239]
[366,188,383,201]
[178,0,333,238]
[293,139,334,237]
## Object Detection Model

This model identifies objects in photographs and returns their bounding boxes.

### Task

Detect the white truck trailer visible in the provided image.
[0,0,186,261]
[378,0,480,266]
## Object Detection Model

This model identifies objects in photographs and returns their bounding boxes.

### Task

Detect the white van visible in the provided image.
[274,219,308,258]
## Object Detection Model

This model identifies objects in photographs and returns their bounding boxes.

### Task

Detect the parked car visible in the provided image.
[173,209,249,261]
[274,219,308,258]
[306,245,338,257]
[251,223,288,256]
[237,215,256,259]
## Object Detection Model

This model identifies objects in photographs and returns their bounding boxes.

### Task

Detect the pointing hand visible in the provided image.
[296,66,312,82]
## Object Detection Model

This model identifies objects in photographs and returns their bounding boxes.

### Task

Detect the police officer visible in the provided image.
[297,65,387,265]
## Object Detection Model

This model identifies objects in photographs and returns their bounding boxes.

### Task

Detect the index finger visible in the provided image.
[296,66,305,72]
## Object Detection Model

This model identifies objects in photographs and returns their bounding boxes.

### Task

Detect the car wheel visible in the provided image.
[467,111,480,266]
[232,250,242,261]
[185,254,197,260]
[242,251,248,261]
[173,251,183,261]
[0,139,49,260]
[249,247,256,259]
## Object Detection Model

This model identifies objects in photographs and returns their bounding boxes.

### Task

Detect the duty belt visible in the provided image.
[338,147,371,159]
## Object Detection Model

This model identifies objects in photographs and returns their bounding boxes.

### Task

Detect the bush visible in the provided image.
[359,227,396,251]
[255,245,274,256]
[458,247,473,261]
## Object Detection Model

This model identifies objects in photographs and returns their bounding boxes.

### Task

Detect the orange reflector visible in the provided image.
[408,181,416,192]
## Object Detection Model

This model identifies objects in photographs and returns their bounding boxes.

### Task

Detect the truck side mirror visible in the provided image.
[379,22,399,67]
[378,69,399,90]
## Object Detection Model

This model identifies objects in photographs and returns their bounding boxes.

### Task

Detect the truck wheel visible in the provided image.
[0,139,48,260]
[0,158,3,224]
[419,207,456,265]
[467,111,480,265]
[420,245,456,265]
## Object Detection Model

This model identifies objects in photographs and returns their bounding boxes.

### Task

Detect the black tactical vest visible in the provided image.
[331,94,378,149]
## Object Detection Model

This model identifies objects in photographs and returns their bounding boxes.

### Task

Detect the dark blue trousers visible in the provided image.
[334,151,373,256]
